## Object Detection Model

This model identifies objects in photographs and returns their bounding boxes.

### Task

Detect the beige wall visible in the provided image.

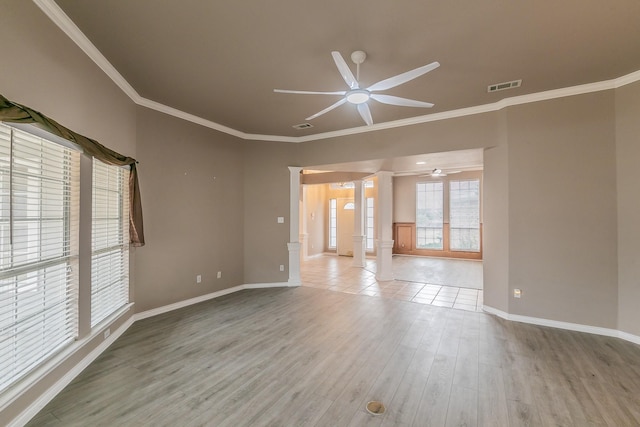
[134,107,245,312]
[298,112,501,167]
[616,80,640,337]
[243,140,298,283]
[2,2,640,424]
[483,140,509,312]
[506,92,618,328]
[0,2,137,423]
[292,92,623,330]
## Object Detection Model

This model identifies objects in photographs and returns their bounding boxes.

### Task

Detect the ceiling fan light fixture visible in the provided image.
[274,51,439,126]
[346,89,370,104]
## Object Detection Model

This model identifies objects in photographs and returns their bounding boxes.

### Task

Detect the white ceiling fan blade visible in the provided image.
[367,61,440,92]
[305,98,347,121]
[370,94,434,108]
[274,89,346,95]
[331,51,359,89]
[357,103,373,126]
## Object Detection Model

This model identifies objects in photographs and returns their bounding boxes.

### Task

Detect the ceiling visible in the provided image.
[51,0,640,139]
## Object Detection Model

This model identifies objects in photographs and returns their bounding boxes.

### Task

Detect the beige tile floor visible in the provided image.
[301,255,483,312]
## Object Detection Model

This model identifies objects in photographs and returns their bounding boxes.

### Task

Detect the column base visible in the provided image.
[352,235,366,268]
[375,240,394,281]
[287,242,301,286]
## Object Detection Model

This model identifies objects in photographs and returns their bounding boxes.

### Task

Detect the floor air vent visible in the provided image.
[292,122,313,130]
[488,79,522,93]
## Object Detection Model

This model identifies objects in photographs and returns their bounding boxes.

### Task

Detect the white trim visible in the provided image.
[619,331,640,346]
[133,283,292,321]
[9,286,640,426]
[8,282,292,426]
[134,286,244,321]
[32,0,140,103]
[34,0,640,144]
[244,282,291,289]
[8,312,135,427]
[4,123,83,153]
[482,305,640,343]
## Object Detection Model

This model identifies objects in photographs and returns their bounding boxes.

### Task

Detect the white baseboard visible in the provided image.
[15,287,638,427]
[482,305,640,345]
[10,282,292,427]
[619,331,640,346]
[134,282,291,321]
[9,314,135,427]
[244,282,291,289]
[134,285,245,321]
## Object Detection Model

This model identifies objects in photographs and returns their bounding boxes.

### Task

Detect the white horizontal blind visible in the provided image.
[91,159,129,327]
[0,123,79,393]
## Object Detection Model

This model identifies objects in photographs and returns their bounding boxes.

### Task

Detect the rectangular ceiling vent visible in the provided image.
[292,123,313,130]
[488,79,522,93]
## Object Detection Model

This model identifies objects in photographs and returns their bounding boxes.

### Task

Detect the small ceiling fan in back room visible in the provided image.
[274,51,440,126]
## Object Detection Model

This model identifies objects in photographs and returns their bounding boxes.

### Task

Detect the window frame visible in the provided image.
[0,123,80,394]
[366,197,374,252]
[328,198,337,249]
[449,178,481,252]
[90,159,130,328]
[415,181,444,250]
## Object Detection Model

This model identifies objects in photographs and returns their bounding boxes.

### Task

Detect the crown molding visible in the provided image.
[32,0,140,102]
[35,0,640,144]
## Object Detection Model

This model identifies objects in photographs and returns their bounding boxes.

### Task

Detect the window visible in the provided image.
[366,197,374,251]
[416,182,443,249]
[449,179,480,252]
[91,160,129,327]
[0,123,79,393]
[328,199,337,249]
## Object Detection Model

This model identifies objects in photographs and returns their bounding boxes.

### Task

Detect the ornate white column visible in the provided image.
[352,179,366,268]
[288,166,302,286]
[376,171,394,281]
[300,184,309,261]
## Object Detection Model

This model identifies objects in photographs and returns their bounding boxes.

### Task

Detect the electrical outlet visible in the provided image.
[217,271,222,279]
[279,264,285,272]
[104,328,110,339]
[514,288,522,298]
[277,217,284,223]
[196,274,202,283]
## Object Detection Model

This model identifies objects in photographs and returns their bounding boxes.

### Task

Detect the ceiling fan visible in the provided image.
[274,51,440,126]
[419,168,462,178]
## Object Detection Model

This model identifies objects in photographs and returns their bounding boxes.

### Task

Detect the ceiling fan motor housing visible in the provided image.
[351,50,367,65]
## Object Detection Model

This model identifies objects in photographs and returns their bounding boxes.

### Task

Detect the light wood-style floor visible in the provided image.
[27,286,640,426]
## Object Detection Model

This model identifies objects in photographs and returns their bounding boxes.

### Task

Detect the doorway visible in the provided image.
[337,198,354,256]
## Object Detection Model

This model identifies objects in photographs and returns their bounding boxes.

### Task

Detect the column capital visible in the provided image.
[288,166,303,174]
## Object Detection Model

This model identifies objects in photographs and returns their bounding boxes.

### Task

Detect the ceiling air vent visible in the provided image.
[488,79,522,93]
[292,123,313,130]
